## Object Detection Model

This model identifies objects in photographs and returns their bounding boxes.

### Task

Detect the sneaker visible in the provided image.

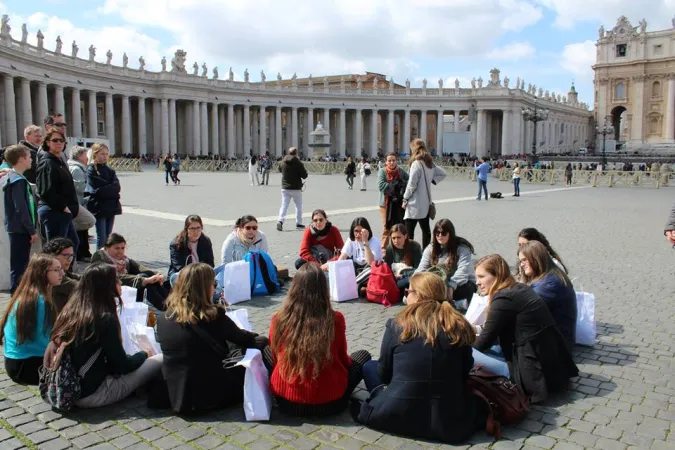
[296,223,305,229]
[276,222,283,231]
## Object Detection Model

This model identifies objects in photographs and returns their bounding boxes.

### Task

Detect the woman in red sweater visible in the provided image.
[295,209,344,271]
[264,263,371,417]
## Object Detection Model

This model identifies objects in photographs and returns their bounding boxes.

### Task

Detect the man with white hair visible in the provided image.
[18,125,42,183]
[276,147,308,231]
[68,146,96,260]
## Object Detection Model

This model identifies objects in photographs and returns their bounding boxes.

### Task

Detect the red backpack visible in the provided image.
[366,262,400,307]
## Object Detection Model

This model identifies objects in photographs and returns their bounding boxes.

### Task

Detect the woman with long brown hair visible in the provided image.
[168,215,215,285]
[0,254,62,384]
[157,263,268,414]
[266,263,371,417]
[401,139,446,248]
[473,254,578,404]
[45,262,162,408]
[354,272,486,443]
[384,224,423,299]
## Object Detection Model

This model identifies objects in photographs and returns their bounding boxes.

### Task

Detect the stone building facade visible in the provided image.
[0,15,592,158]
[593,15,675,153]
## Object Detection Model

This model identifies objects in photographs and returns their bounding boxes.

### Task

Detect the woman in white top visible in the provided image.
[357,158,371,191]
[339,217,383,270]
[402,139,447,249]
[248,156,261,186]
[512,162,521,197]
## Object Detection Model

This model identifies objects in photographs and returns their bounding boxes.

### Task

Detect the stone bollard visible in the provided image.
[0,184,43,291]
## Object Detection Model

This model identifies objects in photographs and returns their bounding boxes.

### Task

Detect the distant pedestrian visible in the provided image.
[249,155,261,186]
[565,163,573,186]
[276,147,308,231]
[163,155,173,186]
[261,151,272,185]
[512,162,521,197]
[665,202,675,247]
[172,154,181,185]
[358,158,371,191]
[345,156,356,190]
[474,157,490,201]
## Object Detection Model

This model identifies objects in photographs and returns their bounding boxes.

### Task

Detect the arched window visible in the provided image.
[652,81,661,98]
[615,82,626,99]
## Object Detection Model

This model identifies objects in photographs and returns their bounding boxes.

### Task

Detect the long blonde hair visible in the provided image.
[165,263,219,325]
[90,142,110,175]
[408,138,433,169]
[475,254,517,303]
[396,272,475,346]
[518,241,572,287]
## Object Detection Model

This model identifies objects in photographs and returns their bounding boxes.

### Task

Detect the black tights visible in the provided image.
[262,347,371,417]
[5,356,42,385]
[137,283,170,311]
[405,217,431,249]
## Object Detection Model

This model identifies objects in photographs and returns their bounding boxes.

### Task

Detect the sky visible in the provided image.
[2,0,675,108]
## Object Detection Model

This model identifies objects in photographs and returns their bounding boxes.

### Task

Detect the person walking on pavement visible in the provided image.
[249,155,261,186]
[345,156,356,190]
[665,202,675,247]
[474,157,490,201]
[261,151,272,185]
[277,147,308,231]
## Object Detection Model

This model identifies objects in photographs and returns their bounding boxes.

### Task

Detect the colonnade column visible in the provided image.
[137,97,147,156]
[476,110,487,158]
[370,110,378,157]
[54,85,65,121]
[160,98,169,156]
[512,108,522,155]
[71,88,82,137]
[243,104,251,155]
[436,111,443,154]
[105,93,115,153]
[252,110,259,153]
[339,108,346,158]
[200,102,208,154]
[211,103,220,156]
[501,109,511,156]
[291,107,299,148]
[420,110,427,142]
[454,111,460,132]
[667,76,675,140]
[387,110,395,153]
[306,108,314,158]
[37,82,48,130]
[403,109,411,149]
[259,105,266,154]
[169,99,177,155]
[87,91,97,138]
[152,99,160,154]
[227,104,235,158]
[322,108,330,154]
[275,106,282,156]
[192,100,201,155]
[4,75,17,144]
[21,79,32,129]
[121,95,131,155]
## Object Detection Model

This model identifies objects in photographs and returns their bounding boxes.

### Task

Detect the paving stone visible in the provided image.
[567,431,598,448]
[71,432,105,449]
[193,434,227,450]
[353,428,384,444]
[153,435,184,449]
[524,435,556,449]
[2,437,27,450]
[125,419,155,433]
[37,410,65,424]
[28,429,63,445]
[593,425,623,440]
[335,436,369,450]
[288,436,321,450]
[8,413,40,427]
[162,417,191,432]
[272,429,301,443]
[38,437,73,450]
[61,425,90,439]
[491,442,523,450]
[97,425,128,440]
[231,431,261,445]
[137,426,169,441]
[0,428,12,442]
[110,434,141,449]
[593,437,627,450]
[248,438,280,450]
[1,406,27,419]
[175,425,207,442]
[312,430,343,444]
[212,423,241,438]
[49,417,79,431]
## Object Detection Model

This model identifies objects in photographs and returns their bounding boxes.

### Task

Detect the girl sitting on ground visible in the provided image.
[296,209,344,271]
[338,217,383,271]
[42,238,80,312]
[168,215,215,285]
[384,224,423,300]
[517,227,568,274]
[221,215,269,265]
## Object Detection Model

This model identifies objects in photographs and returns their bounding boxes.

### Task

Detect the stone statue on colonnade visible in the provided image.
[72,41,78,58]
[244,68,249,82]
[229,67,234,81]
[438,78,443,89]
[192,62,198,75]
[504,77,509,88]
[55,36,62,54]
[201,63,207,77]
[455,78,460,89]
[422,78,427,89]
[36,30,44,50]
[1,15,10,37]
[123,53,128,68]
[213,67,218,79]
[139,56,145,71]
[106,49,113,65]
[88,44,96,62]
[171,50,187,73]
[21,23,27,43]
[260,70,266,83]
[471,78,476,89]
[477,77,483,88]
[161,57,167,71]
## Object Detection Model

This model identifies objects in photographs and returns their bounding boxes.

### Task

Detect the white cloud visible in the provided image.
[537,0,675,29]
[486,42,536,60]
[560,40,596,78]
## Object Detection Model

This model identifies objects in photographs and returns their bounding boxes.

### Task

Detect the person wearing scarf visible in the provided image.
[221,215,270,266]
[377,153,409,251]
[296,209,345,271]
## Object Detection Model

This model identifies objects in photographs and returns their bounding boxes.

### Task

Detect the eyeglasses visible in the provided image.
[312,218,325,223]
[53,122,67,127]
[435,231,449,236]
[49,138,65,143]
[404,288,416,296]
[59,253,74,260]
[187,227,202,232]
[519,259,529,265]
[244,225,258,231]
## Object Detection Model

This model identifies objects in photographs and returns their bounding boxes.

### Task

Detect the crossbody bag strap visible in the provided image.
[188,324,228,359]
[78,348,102,378]
[421,166,432,204]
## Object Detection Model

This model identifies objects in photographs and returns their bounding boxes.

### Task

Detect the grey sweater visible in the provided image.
[402,160,447,220]
[665,202,675,233]
[415,244,475,290]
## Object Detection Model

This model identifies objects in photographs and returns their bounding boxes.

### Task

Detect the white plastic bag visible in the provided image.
[575,291,596,346]
[465,295,489,326]
[236,349,272,421]
[226,309,252,332]
[328,260,358,302]
[222,261,251,305]
[121,286,138,307]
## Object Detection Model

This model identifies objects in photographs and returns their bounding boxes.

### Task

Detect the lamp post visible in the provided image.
[596,121,614,171]
[521,97,549,163]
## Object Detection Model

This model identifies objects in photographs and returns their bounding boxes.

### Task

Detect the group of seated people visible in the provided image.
[0,210,581,444]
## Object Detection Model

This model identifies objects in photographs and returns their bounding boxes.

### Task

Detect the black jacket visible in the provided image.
[474,283,579,403]
[531,273,577,353]
[280,155,308,190]
[168,234,215,278]
[1,170,37,235]
[17,141,39,184]
[84,164,122,217]
[357,319,486,444]
[156,308,263,414]
[36,151,80,217]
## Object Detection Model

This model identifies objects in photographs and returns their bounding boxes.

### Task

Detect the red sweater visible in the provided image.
[269,311,352,405]
[299,226,345,265]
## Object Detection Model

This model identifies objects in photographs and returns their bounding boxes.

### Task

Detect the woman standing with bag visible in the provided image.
[357,158,370,191]
[377,153,408,250]
[85,143,122,251]
[402,139,446,248]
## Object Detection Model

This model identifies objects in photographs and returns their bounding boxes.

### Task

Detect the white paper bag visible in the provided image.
[121,286,138,307]
[328,260,358,302]
[575,291,596,346]
[236,349,272,421]
[465,295,489,326]
[222,261,251,305]
[226,309,252,332]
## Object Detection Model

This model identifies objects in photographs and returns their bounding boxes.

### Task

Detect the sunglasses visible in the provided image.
[49,138,65,143]
[53,122,67,127]
[244,225,258,231]
[435,231,449,236]
[312,218,325,223]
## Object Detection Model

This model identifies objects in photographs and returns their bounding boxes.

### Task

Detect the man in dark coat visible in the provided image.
[276,147,308,231]
[18,125,42,184]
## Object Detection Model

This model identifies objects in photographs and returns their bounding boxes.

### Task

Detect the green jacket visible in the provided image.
[377,167,409,207]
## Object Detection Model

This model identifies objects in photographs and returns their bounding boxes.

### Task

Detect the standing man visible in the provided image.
[18,125,42,183]
[665,202,675,247]
[276,147,308,231]
[474,156,490,201]
[261,151,272,185]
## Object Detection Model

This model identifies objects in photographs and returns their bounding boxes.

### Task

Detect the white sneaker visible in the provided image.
[403,296,408,305]
[455,299,468,310]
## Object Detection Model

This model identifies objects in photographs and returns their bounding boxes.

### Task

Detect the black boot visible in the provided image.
[76,230,91,261]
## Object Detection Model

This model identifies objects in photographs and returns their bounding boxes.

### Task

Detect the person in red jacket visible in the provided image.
[295,209,345,271]
[264,263,371,417]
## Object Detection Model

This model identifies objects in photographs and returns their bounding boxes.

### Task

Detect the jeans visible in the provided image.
[262,169,270,185]
[165,170,170,184]
[362,360,383,392]
[405,217,431,249]
[346,174,354,188]
[278,189,303,225]
[95,215,115,250]
[477,179,488,200]
[76,354,163,408]
[38,205,79,252]
[472,348,510,378]
[513,178,520,196]
[396,276,410,302]
[8,233,31,294]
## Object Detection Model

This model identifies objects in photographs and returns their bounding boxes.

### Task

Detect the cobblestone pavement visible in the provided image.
[0,171,674,450]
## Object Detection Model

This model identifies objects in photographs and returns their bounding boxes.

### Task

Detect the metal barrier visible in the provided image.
[108,158,143,172]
